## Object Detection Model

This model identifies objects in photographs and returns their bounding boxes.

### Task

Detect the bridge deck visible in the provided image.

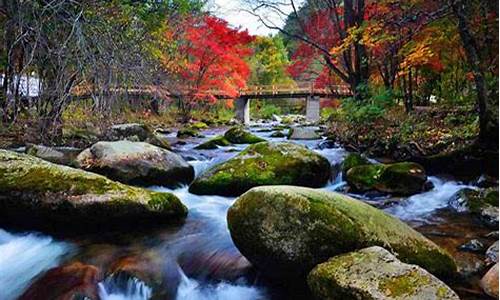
[72,83,352,99]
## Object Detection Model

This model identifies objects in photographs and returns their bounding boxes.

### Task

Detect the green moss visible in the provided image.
[228,186,456,280]
[378,271,429,297]
[177,128,201,138]
[194,136,231,150]
[0,150,187,223]
[190,121,209,129]
[224,126,265,144]
[341,153,370,174]
[189,142,331,196]
[345,164,385,191]
[483,188,499,207]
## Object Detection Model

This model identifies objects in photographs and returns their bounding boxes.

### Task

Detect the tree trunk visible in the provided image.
[452,0,498,150]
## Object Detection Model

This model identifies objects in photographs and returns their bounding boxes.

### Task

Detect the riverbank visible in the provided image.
[326,105,499,179]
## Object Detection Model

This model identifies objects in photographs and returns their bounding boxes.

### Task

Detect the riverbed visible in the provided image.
[0,122,494,300]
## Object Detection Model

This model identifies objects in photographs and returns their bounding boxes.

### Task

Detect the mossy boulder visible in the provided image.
[190,121,209,130]
[346,162,427,195]
[341,153,371,175]
[106,123,171,149]
[270,131,286,138]
[0,150,187,228]
[224,126,265,144]
[194,136,231,150]
[227,186,456,280]
[177,127,202,139]
[308,246,459,300]
[449,188,499,229]
[189,142,331,196]
[76,141,194,187]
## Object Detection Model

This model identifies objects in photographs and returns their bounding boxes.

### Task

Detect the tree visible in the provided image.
[449,0,498,149]
[248,35,293,85]
[169,15,254,121]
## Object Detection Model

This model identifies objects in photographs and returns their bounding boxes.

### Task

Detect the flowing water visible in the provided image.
[0,122,494,299]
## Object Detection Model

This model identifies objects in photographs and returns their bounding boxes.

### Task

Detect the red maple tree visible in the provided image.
[174,15,254,119]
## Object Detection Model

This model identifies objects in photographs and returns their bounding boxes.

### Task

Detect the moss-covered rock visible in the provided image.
[76,141,194,187]
[190,121,209,130]
[106,123,171,149]
[194,136,231,150]
[0,150,187,228]
[341,153,371,175]
[177,127,201,139]
[449,188,499,229]
[270,131,286,138]
[224,126,265,144]
[346,162,427,195]
[307,246,459,300]
[227,186,456,280]
[189,142,331,196]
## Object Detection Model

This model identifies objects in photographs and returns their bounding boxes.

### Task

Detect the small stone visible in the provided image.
[458,239,485,253]
[486,241,499,264]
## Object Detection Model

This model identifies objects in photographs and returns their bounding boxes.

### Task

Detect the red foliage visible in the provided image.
[179,15,254,103]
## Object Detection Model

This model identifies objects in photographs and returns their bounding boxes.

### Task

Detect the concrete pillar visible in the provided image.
[235,97,250,125]
[306,95,320,122]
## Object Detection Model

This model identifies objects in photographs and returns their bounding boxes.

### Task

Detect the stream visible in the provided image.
[0,122,494,300]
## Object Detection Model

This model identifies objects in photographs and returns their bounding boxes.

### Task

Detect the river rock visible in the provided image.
[449,188,499,229]
[307,246,459,300]
[224,126,265,144]
[346,162,427,195]
[486,241,499,264]
[481,263,499,298]
[177,127,202,138]
[107,123,170,149]
[227,186,456,280]
[194,135,231,150]
[341,153,371,175]
[25,144,81,166]
[458,239,485,253]
[19,262,102,300]
[189,142,331,196]
[76,141,194,187]
[0,150,187,228]
[270,131,285,138]
[287,126,320,140]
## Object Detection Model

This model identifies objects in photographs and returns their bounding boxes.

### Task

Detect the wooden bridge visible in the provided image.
[72,82,352,124]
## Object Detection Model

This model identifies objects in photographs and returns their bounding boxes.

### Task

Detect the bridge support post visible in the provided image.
[306,95,320,122]
[235,97,250,125]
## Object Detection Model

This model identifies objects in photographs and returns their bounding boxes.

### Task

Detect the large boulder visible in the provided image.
[227,186,456,280]
[481,263,499,299]
[0,150,187,228]
[449,188,499,229]
[287,126,320,140]
[346,162,427,195]
[26,144,81,166]
[76,141,194,187]
[107,123,170,149]
[308,246,459,300]
[224,126,265,144]
[189,142,331,196]
[341,153,371,175]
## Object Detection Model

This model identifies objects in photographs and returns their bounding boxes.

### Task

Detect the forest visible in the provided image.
[0,0,498,300]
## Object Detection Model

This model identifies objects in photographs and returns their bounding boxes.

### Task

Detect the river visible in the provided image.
[0,122,493,300]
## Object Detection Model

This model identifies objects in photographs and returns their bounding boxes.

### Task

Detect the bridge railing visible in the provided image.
[71,82,352,98]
